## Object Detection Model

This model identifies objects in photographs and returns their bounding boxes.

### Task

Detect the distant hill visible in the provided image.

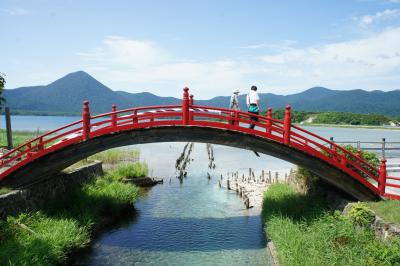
[4,71,400,116]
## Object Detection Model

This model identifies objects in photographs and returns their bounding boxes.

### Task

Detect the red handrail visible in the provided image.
[0,88,396,200]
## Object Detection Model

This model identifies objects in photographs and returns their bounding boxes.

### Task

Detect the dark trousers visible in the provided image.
[249,111,259,129]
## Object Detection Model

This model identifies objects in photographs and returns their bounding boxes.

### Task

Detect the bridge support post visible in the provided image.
[266,107,272,135]
[379,159,387,196]
[82,101,91,141]
[189,94,194,122]
[182,87,189,125]
[112,104,117,128]
[283,105,291,145]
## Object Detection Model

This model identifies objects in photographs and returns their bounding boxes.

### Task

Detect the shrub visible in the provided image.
[347,202,375,227]
[262,184,400,266]
[341,144,380,168]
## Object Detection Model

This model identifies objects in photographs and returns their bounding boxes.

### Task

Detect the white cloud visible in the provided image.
[240,40,297,51]
[78,36,168,67]
[258,27,400,90]
[79,29,400,98]
[357,9,400,27]
[1,8,31,16]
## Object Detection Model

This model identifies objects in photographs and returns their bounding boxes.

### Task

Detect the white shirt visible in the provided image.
[246,90,259,105]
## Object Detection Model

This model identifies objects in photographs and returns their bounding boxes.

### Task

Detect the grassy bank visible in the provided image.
[262,184,400,266]
[300,122,400,130]
[367,200,400,224]
[0,129,41,147]
[269,109,394,126]
[0,162,146,266]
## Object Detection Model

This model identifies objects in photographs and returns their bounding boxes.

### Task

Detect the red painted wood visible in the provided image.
[379,159,387,195]
[0,87,397,200]
[283,105,291,145]
[82,101,91,141]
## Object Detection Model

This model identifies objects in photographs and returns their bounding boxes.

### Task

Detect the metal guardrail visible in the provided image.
[330,139,400,159]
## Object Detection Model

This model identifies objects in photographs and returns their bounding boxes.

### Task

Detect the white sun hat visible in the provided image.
[233,89,240,94]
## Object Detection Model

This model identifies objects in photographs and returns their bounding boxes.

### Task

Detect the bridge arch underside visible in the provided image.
[1,126,379,201]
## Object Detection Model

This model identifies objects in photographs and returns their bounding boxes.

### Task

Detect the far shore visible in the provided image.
[298,122,400,130]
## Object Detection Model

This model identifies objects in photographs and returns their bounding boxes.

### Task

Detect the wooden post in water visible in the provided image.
[5,107,13,150]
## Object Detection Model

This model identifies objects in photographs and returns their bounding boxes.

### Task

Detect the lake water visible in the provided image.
[2,115,400,265]
[78,142,274,265]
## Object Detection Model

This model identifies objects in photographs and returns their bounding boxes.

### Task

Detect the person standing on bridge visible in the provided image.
[229,89,241,125]
[246,85,260,129]
[229,89,240,110]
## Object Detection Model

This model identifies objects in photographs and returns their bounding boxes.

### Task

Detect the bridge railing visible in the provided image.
[0,87,395,199]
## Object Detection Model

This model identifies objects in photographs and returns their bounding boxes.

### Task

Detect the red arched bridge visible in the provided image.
[0,88,399,201]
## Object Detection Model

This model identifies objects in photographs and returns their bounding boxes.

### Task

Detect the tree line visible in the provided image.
[267,109,394,126]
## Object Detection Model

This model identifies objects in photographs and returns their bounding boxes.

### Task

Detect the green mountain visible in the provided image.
[4,71,400,116]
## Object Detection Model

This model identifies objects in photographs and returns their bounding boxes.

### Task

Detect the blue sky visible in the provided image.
[1,0,400,98]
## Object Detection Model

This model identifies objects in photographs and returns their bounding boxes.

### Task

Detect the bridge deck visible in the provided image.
[0,88,398,200]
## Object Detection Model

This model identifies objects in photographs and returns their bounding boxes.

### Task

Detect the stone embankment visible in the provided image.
[219,168,292,209]
[0,160,103,219]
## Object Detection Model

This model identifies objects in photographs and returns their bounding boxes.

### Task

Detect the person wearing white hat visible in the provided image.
[229,89,240,126]
[229,89,240,111]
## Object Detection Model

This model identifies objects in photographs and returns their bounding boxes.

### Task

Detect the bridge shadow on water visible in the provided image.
[95,212,268,252]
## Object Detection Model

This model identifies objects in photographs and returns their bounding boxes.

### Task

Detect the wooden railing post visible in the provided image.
[233,111,239,127]
[379,159,387,196]
[283,105,291,145]
[189,94,194,122]
[266,107,272,135]
[182,87,189,125]
[133,109,138,124]
[341,153,347,167]
[26,143,32,158]
[37,137,44,151]
[112,104,117,128]
[82,101,91,141]
[331,143,338,162]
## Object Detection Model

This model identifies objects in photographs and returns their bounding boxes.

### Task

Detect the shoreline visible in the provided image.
[299,123,400,130]
[218,169,290,210]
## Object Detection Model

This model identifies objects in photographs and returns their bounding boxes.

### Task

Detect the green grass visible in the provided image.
[105,162,149,181]
[367,200,400,224]
[0,129,41,147]
[0,212,89,266]
[0,187,12,195]
[89,149,140,165]
[262,184,400,266]
[0,166,141,265]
